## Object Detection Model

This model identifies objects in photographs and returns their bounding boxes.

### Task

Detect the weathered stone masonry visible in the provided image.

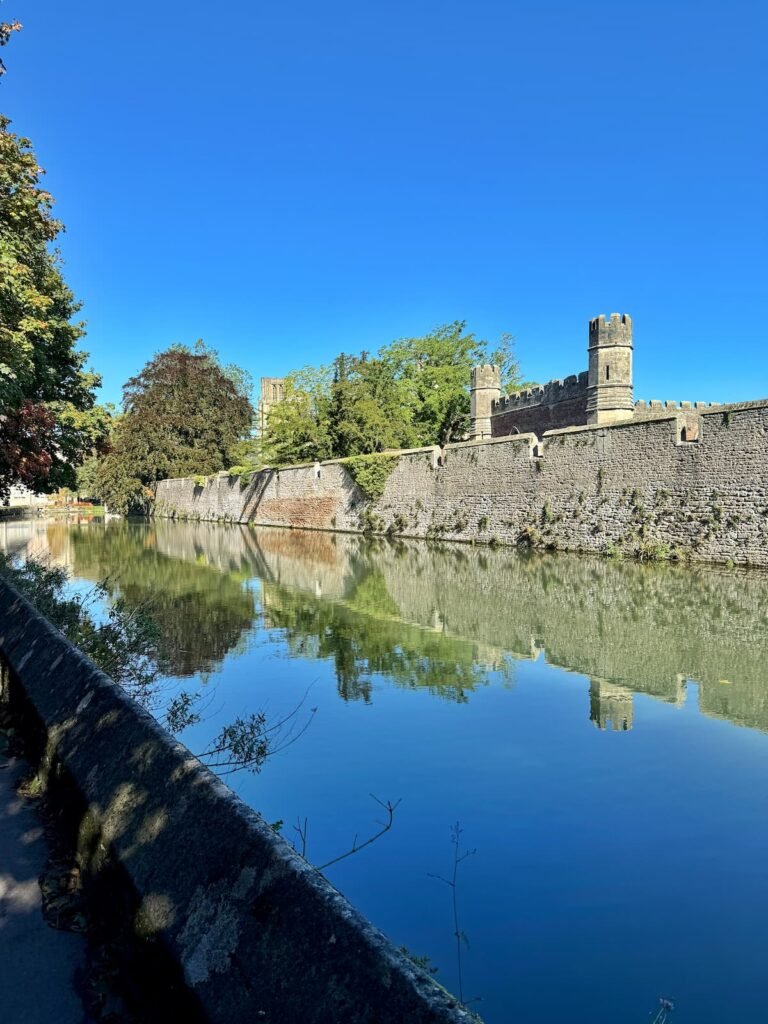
[470,314,722,441]
[155,402,768,567]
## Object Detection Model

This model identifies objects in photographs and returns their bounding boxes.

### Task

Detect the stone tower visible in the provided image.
[469,364,501,439]
[586,314,633,425]
[257,376,286,434]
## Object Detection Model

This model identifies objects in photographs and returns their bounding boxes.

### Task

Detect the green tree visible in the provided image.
[0,18,22,79]
[0,106,103,494]
[489,332,534,395]
[381,322,485,446]
[261,323,530,464]
[381,321,530,447]
[328,352,416,457]
[261,365,334,466]
[97,344,253,513]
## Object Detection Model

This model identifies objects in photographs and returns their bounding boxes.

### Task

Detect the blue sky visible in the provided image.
[3,0,766,406]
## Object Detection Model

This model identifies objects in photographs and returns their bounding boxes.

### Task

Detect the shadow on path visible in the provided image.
[0,744,89,1024]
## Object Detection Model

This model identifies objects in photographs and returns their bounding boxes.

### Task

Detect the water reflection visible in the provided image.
[6,518,767,1023]
[5,518,768,733]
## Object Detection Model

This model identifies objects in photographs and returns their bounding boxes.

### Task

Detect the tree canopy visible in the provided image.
[261,322,532,466]
[0,24,105,495]
[97,343,254,514]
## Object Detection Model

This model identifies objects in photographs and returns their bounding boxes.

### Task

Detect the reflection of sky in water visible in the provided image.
[4,519,768,1024]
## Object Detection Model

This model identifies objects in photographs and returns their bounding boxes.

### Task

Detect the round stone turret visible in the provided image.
[469,364,501,439]
[587,313,634,425]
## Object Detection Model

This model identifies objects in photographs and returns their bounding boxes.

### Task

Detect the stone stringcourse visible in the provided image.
[0,577,478,1024]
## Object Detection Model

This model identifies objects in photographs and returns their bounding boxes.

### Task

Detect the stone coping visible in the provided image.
[162,397,768,489]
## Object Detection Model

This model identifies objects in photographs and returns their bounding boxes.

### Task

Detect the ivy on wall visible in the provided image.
[342,453,399,501]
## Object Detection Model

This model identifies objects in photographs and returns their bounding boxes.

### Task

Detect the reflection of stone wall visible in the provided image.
[38,517,766,734]
[249,532,768,735]
[149,521,356,602]
[155,401,768,567]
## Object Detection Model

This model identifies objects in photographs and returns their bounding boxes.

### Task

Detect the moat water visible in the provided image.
[3,518,768,1024]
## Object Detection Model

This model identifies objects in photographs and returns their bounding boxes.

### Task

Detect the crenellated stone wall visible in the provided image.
[154,402,768,567]
[491,372,589,437]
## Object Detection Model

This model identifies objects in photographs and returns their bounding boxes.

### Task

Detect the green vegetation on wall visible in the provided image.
[343,453,399,501]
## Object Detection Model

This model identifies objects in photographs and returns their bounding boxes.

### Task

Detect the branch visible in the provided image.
[316,795,401,870]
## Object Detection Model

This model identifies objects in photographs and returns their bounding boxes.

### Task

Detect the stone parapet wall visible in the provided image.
[154,402,768,567]
[490,372,589,437]
[632,399,721,419]
[0,578,476,1024]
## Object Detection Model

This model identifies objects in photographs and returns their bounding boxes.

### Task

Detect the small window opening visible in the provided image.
[605,365,610,381]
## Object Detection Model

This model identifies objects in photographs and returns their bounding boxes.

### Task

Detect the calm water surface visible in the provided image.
[3,518,768,1024]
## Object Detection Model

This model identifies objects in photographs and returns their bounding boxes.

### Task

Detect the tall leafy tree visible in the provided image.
[97,344,253,513]
[261,322,531,464]
[383,321,488,446]
[0,22,103,495]
[328,352,416,457]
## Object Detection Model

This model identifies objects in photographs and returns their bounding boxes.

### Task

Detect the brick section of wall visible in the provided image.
[154,403,768,567]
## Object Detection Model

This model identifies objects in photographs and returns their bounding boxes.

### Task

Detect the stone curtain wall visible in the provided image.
[490,373,589,437]
[154,401,768,567]
[0,579,477,1024]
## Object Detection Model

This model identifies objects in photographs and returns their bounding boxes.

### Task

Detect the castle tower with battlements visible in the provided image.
[586,314,634,425]
[470,313,635,439]
[469,364,501,439]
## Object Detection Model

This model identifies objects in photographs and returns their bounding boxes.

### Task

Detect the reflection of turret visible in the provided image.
[589,679,634,732]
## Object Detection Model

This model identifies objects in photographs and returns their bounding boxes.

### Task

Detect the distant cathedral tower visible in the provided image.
[469,364,501,439]
[586,314,634,425]
[257,376,286,434]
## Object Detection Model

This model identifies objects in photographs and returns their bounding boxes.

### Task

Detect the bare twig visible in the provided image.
[316,795,401,870]
[292,817,309,858]
[428,822,477,1006]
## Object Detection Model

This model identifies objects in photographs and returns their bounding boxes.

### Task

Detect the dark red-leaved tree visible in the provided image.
[97,344,254,514]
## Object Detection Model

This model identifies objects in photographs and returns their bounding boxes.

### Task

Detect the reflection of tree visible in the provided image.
[69,523,256,677]
[262,567,491,703]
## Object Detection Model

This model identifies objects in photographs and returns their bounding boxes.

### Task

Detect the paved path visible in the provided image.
[0,750,89,1024]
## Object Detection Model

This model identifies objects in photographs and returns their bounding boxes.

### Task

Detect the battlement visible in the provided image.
[589,313,633,348]
[470,364,501,389]
[634,400,721,417]
[493,372,588,413]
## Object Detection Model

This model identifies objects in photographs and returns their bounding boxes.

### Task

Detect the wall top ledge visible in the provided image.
[445,432,539,451]
[543,416,675,438]
[699,399,768,417]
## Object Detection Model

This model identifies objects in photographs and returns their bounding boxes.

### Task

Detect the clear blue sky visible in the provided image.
[3,0,766,406]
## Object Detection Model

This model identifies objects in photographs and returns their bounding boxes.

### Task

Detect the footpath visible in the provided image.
[0,745,89,1024]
